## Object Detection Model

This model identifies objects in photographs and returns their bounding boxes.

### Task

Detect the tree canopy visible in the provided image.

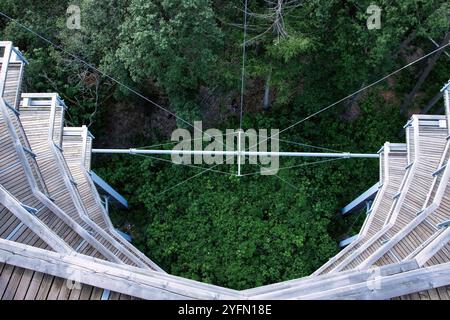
[0,0,448,289]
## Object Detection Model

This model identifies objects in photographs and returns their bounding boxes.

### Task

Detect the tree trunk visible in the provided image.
[399,91,446,137]
[263,73,271,110]
[400,31,450,115]
[420,91,444,114]
[344,82,365,111]
[394,29,417,60]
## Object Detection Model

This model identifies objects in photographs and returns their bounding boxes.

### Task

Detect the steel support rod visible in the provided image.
[92,149,379,159]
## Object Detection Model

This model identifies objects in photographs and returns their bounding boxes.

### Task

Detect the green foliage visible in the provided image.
[267,34,314,63]
[96,154,342,289]
[116,0,223,119]
[1,0,449,289]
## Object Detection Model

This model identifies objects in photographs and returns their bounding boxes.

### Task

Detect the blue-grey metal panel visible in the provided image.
[100,289,111,300]
[440,80,450,92]
[90,171,128,209]
[437,220,450,229]
[341,182,380,216]
[339,235,358,248]
[115,229,132,242]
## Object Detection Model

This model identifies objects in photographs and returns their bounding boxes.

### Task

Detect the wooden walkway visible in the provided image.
[18,95,152,267]
[313,143,408,275]
[1,41,450,300]
[62,126,163,271]
[334,116,448,272]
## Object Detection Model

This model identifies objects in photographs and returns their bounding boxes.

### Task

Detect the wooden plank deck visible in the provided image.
[62,127,163,271]
[18,96,154,268]
[314,143,408,275]
[0,102,111,258]
[0,262,108,300]
[2,41,450,300]
[334,116,448,272]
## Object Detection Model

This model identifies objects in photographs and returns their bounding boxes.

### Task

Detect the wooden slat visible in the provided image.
[62,127,162,270]
[0,238,241,300]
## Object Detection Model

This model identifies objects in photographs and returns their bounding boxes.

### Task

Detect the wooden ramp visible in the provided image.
[18,94,155,268]
[336,116,448,272]
[313,143,408,275]
[2,41,450,300]
[62,126,164,271]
